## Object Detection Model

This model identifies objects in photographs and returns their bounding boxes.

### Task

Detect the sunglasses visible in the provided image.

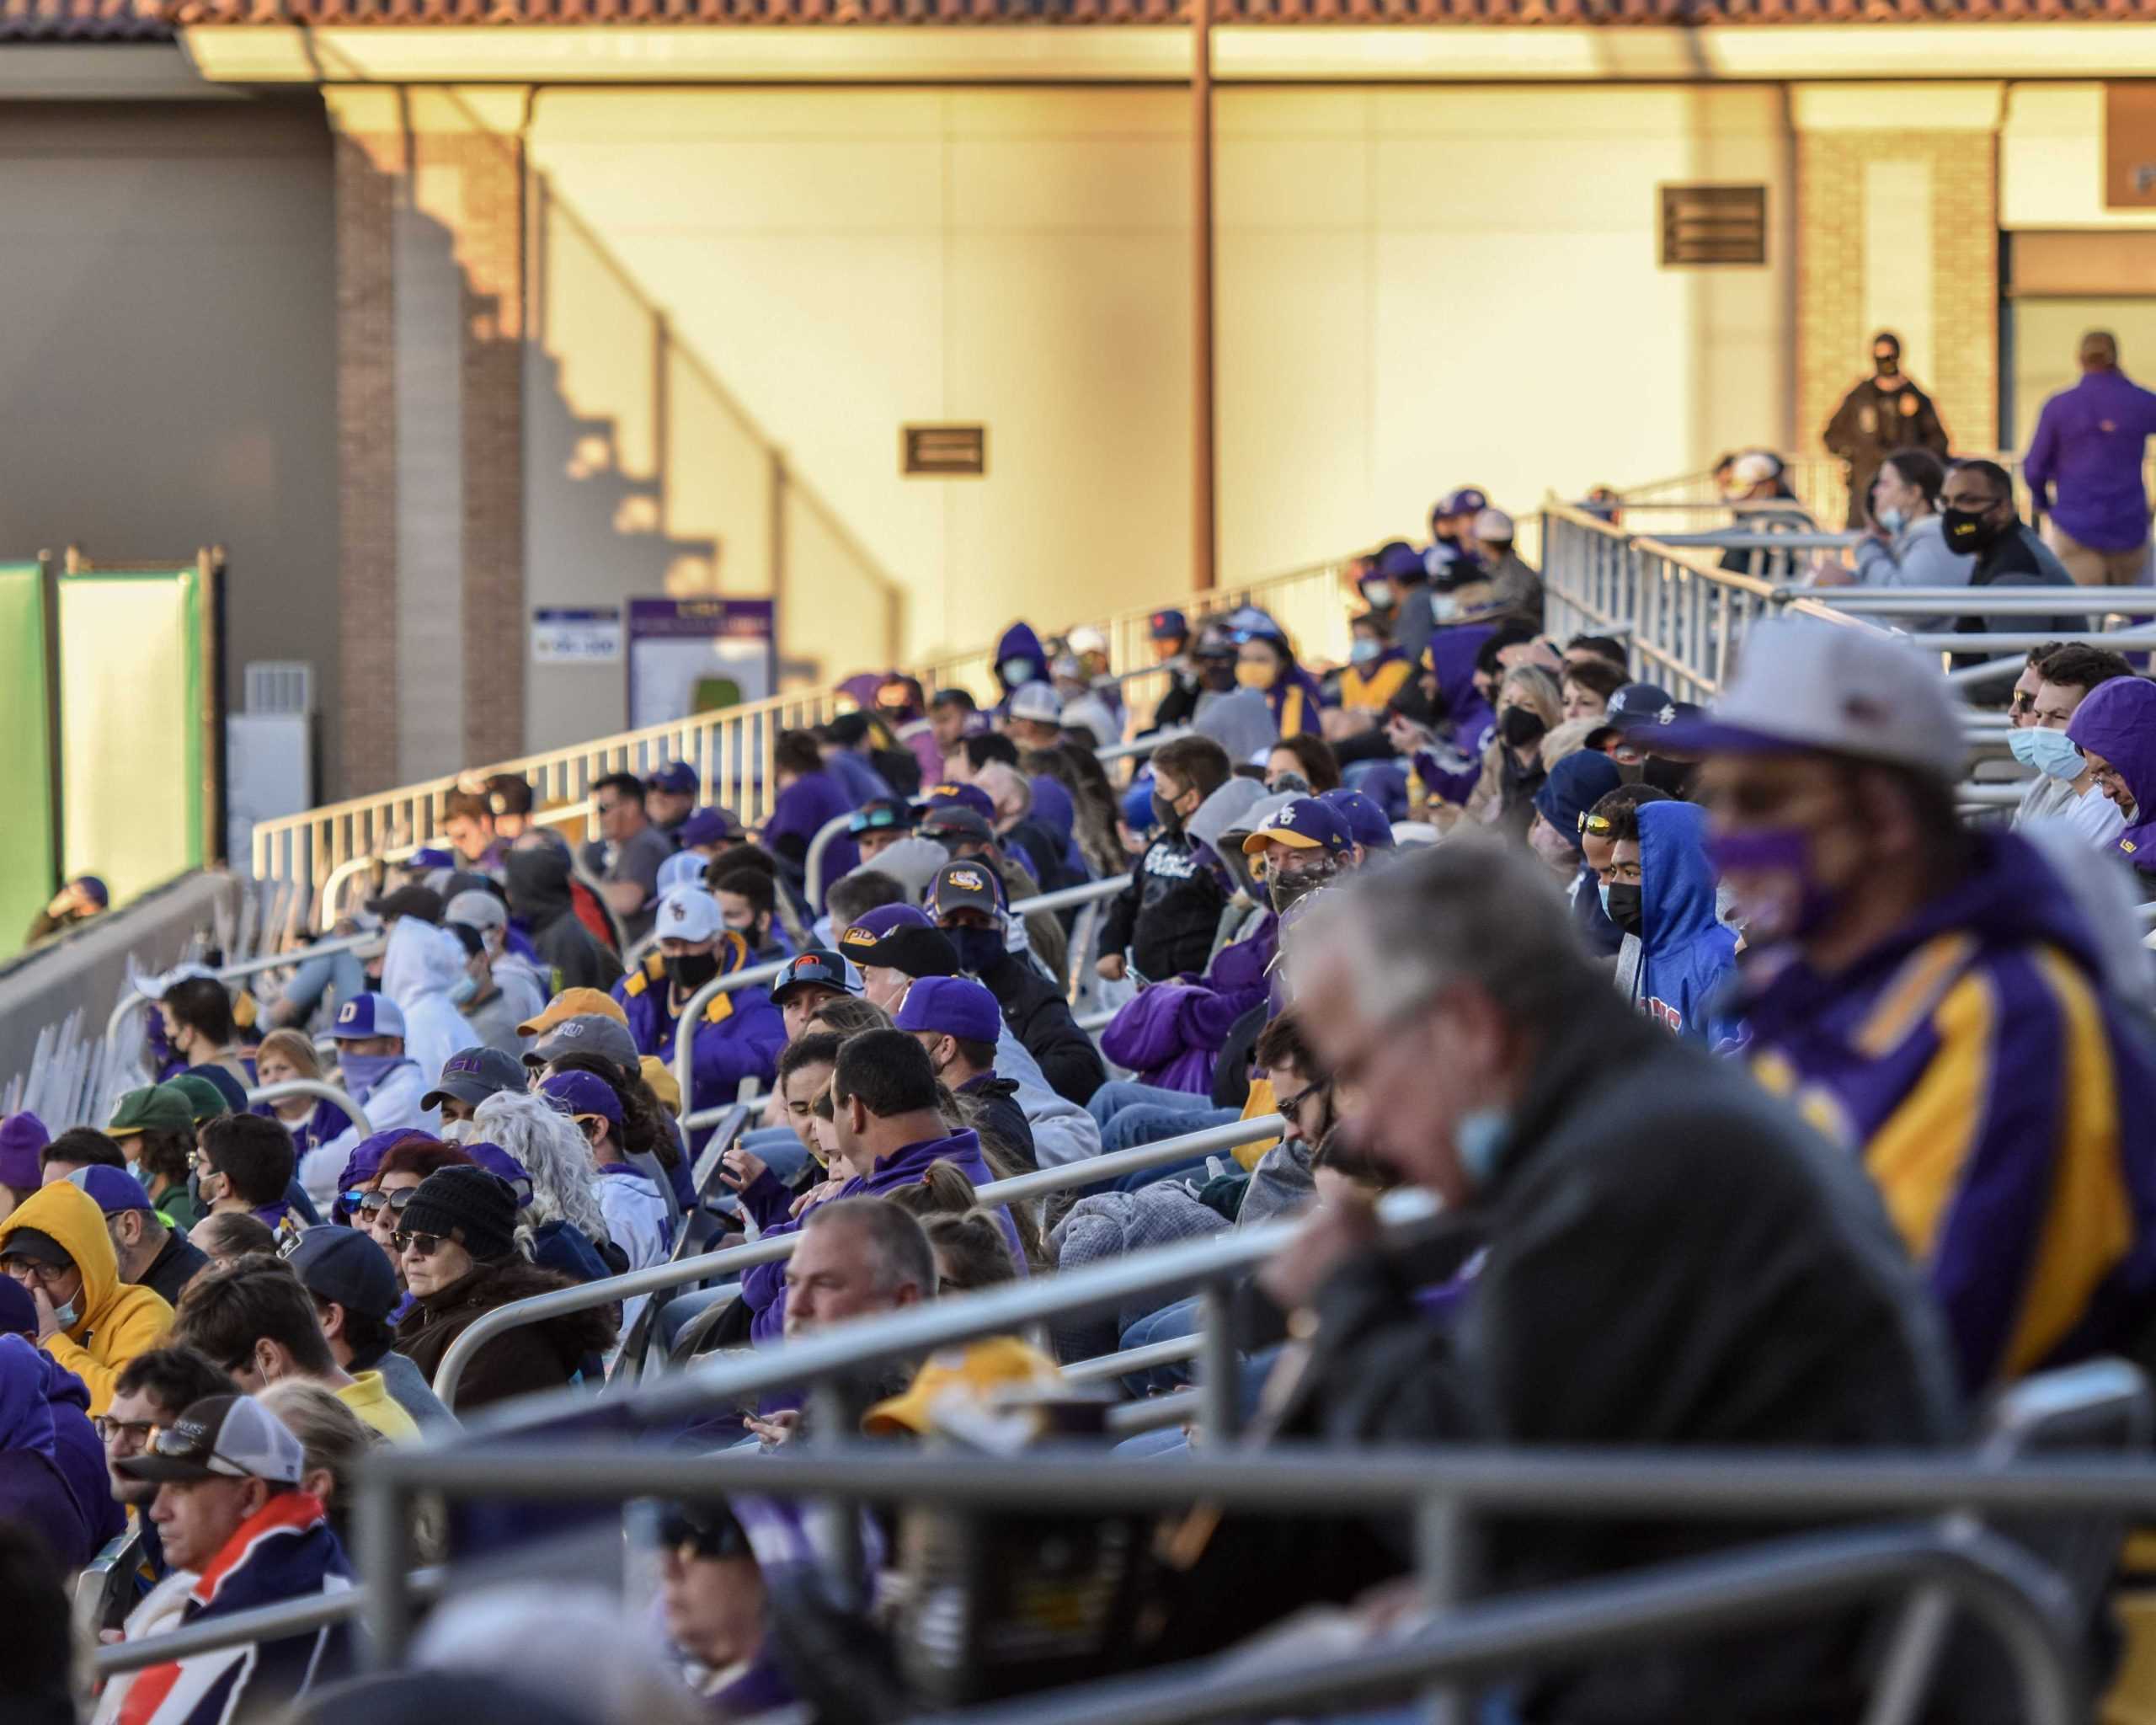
[392,1231,446,1259]
[1274,1079,1331,1119]
[2009,690,2036,714]
[354,1188,419,1215]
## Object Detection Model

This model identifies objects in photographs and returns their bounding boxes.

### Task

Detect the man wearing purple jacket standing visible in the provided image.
[2024,329,2156,589]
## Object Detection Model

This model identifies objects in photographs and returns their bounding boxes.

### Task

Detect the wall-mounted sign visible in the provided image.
[627,597,776,729]
[531,606,622,664]
[2105,83,2156,208]
[902,424,987,477]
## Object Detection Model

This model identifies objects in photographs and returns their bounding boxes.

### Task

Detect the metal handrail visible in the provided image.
[1785,585,2156,617]
[801,811,858,910]
[667,870,1136,1111]
[1096,728,1191,765]
[247,1080,372,1137]
[1060,1332,1203,1384]
[434,1109,1289,1410]
[103,930,387,1076]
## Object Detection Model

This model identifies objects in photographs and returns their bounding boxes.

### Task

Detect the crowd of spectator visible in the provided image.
[4,460,2156,1725]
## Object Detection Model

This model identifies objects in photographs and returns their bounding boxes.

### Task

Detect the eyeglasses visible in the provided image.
[355,1188,418,1215]
[1274,1079,1331,1119]
[93,1416,158,1445]
[392,1231,446,1258]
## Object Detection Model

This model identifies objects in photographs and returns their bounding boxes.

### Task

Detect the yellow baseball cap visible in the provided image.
[516,987,628,1039]
[862,1338,1065,1436]
[639,1056,681,1115]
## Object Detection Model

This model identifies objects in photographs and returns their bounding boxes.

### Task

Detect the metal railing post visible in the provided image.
[802,811,858,909]
[355,1471,411,1670]
[1417,1493,1479,1725]
[1196,1279,1240,1445]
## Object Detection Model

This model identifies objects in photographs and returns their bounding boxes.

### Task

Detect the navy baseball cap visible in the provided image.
[849,798,917,838]
[1586,683,1682,751]
[770,948,857,1007]
[1374,542,1424,583]
[928,859,1005,921]
[894,975,1003,1045]
[1240,796,1354,858]
[1439,487,1489,520]
[1150,609,1187,642]
[287,1226,400,1323]
[332,992,405,1041]
[422,1045,529,1114]
[1319,788,1394,852]
[76,876,109,909]
[920,782,997,825]
[677,805,746,849]
[919,806,995,848]
[646,762,699,797]
[66,1165,156,1216]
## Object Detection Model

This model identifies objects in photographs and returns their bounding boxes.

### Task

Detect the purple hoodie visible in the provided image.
[1099,911,1279,1092]
[2067,674,2156,871]
[0,1332,98,1569]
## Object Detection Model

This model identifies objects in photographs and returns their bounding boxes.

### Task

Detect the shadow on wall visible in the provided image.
[525,165,907,695]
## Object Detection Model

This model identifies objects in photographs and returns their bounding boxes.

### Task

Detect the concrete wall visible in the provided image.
[0,101,339,788]
[520,82,1792,708]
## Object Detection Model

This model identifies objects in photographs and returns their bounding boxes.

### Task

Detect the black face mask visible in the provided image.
[1150,790,1184,836]
[1873,350,1900,378]
[1640,755,1697,799]
[946,926,1007,976]
[1602,882,1646,938]
[1498,707,1548,750]
[665,951,721,992]
[1940,506,2003,555]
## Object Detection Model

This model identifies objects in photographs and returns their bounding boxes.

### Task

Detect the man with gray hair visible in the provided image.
[1216,837,1962,1718]
[781,1199,937,1343]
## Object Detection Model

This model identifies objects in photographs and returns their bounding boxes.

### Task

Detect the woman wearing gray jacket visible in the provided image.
[1815,446,1967,632]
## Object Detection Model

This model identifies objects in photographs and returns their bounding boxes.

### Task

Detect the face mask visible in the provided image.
[1431,594,1461,624]
[1235,660,1277,692]
[339,1052,401,1098]
[1267,855,1342,916]
[51,1296,77,1331]
[1941,507,2000,555]
[947,926,1007,975]
[1199,661,1237,692]
[1361,580,1395,611]
[999,658,1036,688]
[1150,790,1185,835]
[1498,707,1548,750]
[1455,1106,1511,1194]
[1527,820,1577,870]
[1874,350,1900,377]
[1705,827,1841,944]
[1599,881,1646,937]
[2009,725,2086,782]
[666,951,722,992]
[1640,756,1696,799]
[1876,505,1907,536]
[449,975,481,1007]
[1349,638,1383,667]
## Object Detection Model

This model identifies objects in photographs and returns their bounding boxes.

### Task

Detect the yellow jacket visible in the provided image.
[0,1181,173,1413]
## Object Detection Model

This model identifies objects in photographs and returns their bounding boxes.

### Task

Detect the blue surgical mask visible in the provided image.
[1361,579,1395,611]
[1876,505,1908,536]
[1455,1107,1511,1193]
[2009,725,2086,782]
[999,658,1036,689]
[339,1051,401,1098]
[51,1297,78,1330]
[1349,638,1383,667]
[449,975,481,1007]
[1430,594,1460,623]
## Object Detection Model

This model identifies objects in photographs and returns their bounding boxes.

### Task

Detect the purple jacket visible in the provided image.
[0,1333,98,1569]
[33,1345,124,1551]
[739,1128,1016,1348]
[762,771,857,904]
[2024,369,2156,553]
[1099,912,1279,1092]
[2067,675,2156,871]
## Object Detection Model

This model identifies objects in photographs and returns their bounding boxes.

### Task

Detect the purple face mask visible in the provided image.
[1704,826,1840,944]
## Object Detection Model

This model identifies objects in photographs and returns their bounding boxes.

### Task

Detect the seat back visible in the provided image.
[72,1528,143,1639]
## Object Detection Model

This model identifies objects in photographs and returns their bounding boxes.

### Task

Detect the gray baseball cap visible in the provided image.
[523,1013,642,1071]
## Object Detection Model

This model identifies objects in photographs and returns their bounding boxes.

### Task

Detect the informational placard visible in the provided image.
[627,598,776,730]
[531,606,623,664]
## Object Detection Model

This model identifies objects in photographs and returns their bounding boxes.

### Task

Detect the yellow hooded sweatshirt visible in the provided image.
[0,1181,173,1413]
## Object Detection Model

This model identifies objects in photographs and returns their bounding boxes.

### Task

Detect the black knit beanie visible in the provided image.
[400,1166,518,1263]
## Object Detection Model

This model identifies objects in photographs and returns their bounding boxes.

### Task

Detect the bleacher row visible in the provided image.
[38,481,2156,1725]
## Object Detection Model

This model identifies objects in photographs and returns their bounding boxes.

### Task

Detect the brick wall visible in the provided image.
[335,130,404,798]
[1797,127,1999,485]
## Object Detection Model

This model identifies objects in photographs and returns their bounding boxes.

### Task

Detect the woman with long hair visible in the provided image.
[468,1088,621,1279]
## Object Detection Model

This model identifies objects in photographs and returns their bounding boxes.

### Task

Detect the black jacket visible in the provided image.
[1279,996,1963,1722]
[136,1227,210,1310]
[1100,832,1229,984]
[504,847,623,996]
[977,951,1107,1107]
[957,1073,1036,1167]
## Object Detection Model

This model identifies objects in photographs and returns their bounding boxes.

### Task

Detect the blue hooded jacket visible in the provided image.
[1635,801,1738,1043]
[994,623,1050,702]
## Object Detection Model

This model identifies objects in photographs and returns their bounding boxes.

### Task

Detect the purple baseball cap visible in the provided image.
[67,1165,157,1216]
[1439,487,1489,520]
[1239,796,1354,858]
[462,1139,536,1208]
[893,975,1003,1045]
[0,1112,49,1191]
[919,782,996,824]
[678,805,746,850]
[332,1126,435,1223]
[538,1070,622,1130]
[1320,788,1395,852]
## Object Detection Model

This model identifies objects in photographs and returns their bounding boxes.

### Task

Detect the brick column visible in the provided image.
[334,127,405,799]
[1795,88,2003,481]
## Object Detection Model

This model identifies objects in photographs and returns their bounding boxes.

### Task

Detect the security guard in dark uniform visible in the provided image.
[1822,329,1951,528]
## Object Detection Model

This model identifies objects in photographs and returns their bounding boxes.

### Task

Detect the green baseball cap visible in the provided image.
[167,1074,237,1126]
[107,1082,205,1137]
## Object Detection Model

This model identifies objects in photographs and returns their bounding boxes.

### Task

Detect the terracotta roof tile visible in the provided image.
[15,0,2156,44]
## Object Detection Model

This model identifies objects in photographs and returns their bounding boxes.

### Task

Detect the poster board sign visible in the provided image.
[627,599,777,731]
[531,606,623,664]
